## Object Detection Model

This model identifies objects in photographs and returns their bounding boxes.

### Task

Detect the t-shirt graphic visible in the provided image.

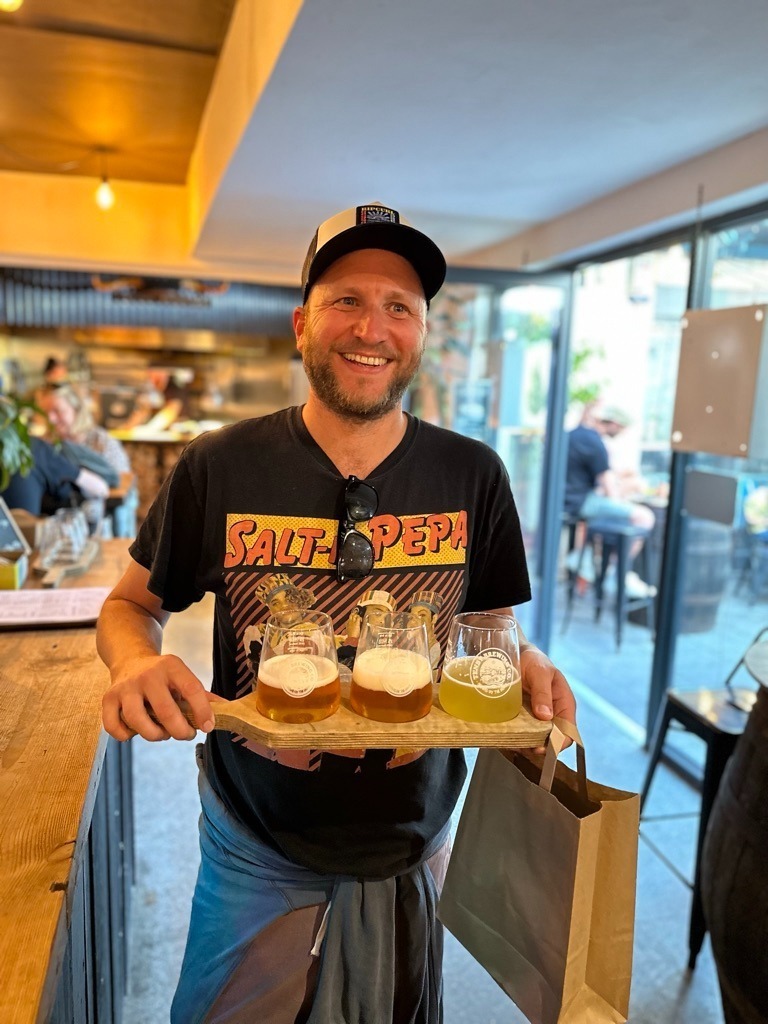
[224,509,467,771]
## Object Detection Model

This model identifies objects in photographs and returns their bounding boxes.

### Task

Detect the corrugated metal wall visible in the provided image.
[0,268,300,334]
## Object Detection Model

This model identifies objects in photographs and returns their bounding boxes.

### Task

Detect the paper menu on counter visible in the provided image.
[0,587,111,628]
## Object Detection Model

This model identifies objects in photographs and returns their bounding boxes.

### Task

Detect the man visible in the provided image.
[98,202,576,1023]
[564,403,656,596]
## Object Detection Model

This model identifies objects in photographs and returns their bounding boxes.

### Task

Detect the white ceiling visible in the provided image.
[195,0,768,277]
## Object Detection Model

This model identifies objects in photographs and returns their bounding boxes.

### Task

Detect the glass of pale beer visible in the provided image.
[255,610,341,724]
[439,612,522,723]
[350,620,433,723]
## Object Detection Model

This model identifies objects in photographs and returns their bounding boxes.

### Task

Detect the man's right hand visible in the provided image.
[102,653,216,742]
[97,560,218,743]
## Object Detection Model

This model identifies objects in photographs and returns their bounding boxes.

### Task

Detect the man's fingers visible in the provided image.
[120,690,175,741]
[527,683,554,721]
[140,681,199,741]
[168,662,216,733]
[103,690,139,742]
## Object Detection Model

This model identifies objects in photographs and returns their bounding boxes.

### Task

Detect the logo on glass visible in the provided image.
[469,648,514,698]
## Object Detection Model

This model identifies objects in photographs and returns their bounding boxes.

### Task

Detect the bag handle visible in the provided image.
[538,717,588,799]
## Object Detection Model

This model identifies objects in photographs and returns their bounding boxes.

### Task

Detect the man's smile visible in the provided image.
[340,352,390,367]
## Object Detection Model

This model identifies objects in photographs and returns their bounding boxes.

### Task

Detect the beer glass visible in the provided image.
[350,620,433,723]
[255,610,341,724]
[439,612,522,723]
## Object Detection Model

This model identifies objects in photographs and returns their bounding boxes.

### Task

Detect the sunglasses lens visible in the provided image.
[337,529,374,581]
[345,479,378,521]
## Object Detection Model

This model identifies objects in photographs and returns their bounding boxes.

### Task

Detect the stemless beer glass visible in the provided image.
[255,610,341,724]
[439,612,522,723]
[350,621,433,723]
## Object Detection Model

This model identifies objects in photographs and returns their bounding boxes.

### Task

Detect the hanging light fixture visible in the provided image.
[0,0,24,11]
[94,148,115,210]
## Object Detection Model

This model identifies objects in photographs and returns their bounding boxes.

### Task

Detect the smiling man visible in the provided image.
[97,201,576,1024]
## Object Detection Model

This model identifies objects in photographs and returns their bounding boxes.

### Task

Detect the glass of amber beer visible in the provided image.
[350,621,433,722]
[439,612,522,723]
[255,610,341,724]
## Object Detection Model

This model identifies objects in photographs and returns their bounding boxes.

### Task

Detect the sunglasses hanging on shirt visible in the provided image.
[336,476,378,583]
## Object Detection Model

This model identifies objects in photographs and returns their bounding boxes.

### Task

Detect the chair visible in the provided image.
[561,518,655,648]
[640,629,767,970]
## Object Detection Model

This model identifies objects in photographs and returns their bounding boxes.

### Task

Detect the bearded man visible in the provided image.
[98,202,576,1023]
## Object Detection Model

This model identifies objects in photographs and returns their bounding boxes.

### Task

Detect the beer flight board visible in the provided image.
[165,692,553,750]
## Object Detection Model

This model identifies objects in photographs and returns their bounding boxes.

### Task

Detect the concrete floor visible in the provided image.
[122,593,727,1024]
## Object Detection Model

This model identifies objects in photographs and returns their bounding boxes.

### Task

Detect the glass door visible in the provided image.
[548,243,692,727]
[410,275,569,646]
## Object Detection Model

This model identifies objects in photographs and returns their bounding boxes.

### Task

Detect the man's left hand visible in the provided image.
[520,645,577,730]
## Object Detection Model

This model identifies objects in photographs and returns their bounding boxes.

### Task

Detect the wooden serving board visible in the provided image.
[162,691,553,750]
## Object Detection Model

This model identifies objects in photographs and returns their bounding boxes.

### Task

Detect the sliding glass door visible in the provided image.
[413,273,569,646]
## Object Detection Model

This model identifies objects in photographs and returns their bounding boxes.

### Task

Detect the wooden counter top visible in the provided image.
[0,539,132,1024]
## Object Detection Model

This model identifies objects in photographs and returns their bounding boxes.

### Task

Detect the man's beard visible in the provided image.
[300,330,424,422]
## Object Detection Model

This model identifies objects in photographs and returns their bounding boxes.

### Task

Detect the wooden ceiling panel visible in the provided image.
[0,0,237,54]
[0,25,218,183]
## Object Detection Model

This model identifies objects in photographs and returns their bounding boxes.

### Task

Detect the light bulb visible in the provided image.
[0,0,24,10]
[95,177,115,211]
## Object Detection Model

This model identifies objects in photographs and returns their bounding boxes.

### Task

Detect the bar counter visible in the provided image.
[0,539,133,1024]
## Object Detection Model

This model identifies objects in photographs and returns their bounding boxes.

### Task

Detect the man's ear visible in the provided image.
[293,306,306,351]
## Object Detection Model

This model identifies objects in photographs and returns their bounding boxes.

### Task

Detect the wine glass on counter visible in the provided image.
[350,620,433,723]
[439,611,522,723]
[255,610,340,725]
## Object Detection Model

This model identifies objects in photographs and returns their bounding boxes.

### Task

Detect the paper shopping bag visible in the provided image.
[438,719,639,1024]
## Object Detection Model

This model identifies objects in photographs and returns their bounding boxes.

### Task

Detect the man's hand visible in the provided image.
[102,653,216,743]
[520,646,577,752]
[520,646,577,725]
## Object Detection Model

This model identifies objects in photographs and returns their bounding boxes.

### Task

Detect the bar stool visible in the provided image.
[640,686,756,969]
[562,518,654,648]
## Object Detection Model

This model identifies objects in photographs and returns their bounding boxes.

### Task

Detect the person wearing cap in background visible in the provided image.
[564,401,656,597]
[97,201,577,1023]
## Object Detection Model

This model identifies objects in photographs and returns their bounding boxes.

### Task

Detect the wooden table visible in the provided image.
[0,540,132,1024]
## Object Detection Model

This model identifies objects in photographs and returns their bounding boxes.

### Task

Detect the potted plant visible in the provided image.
[0,394,35,491]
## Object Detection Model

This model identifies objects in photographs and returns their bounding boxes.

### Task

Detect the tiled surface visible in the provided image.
[122,596,726,1024]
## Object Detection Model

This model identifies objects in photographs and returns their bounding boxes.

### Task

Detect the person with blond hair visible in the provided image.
[36,384,137,535]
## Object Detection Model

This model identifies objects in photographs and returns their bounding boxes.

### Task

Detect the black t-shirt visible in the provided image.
[131,406,531,876]
[564,425,610,516]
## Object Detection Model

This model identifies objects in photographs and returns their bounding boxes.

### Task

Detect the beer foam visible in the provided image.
[258,654,337,691]
[352,647,431,691]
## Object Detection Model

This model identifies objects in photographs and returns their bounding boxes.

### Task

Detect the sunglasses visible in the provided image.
[336,476,378,583]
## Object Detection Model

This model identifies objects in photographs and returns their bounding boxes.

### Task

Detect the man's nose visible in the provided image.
[352,307,385,341]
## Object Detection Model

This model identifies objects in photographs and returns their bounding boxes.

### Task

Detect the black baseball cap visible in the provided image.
[301,202,446,304]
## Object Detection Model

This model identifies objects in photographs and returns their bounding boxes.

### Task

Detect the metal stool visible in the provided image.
[640,643,763,970]
[562,518,654,648]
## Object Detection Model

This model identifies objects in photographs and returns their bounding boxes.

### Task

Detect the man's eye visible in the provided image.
[335,296,357,307]
[390,303,409,315]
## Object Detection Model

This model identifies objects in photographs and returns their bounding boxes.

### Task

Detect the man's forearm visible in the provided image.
[96,597,166,677]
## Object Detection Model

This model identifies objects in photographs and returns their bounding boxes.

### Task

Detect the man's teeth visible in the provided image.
[343,353,388,366]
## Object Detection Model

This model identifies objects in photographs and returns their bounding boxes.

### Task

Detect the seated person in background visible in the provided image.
[1,436,108,516]
[36,385,137,536]
[564,403,656,598]
[36,385,121,487]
